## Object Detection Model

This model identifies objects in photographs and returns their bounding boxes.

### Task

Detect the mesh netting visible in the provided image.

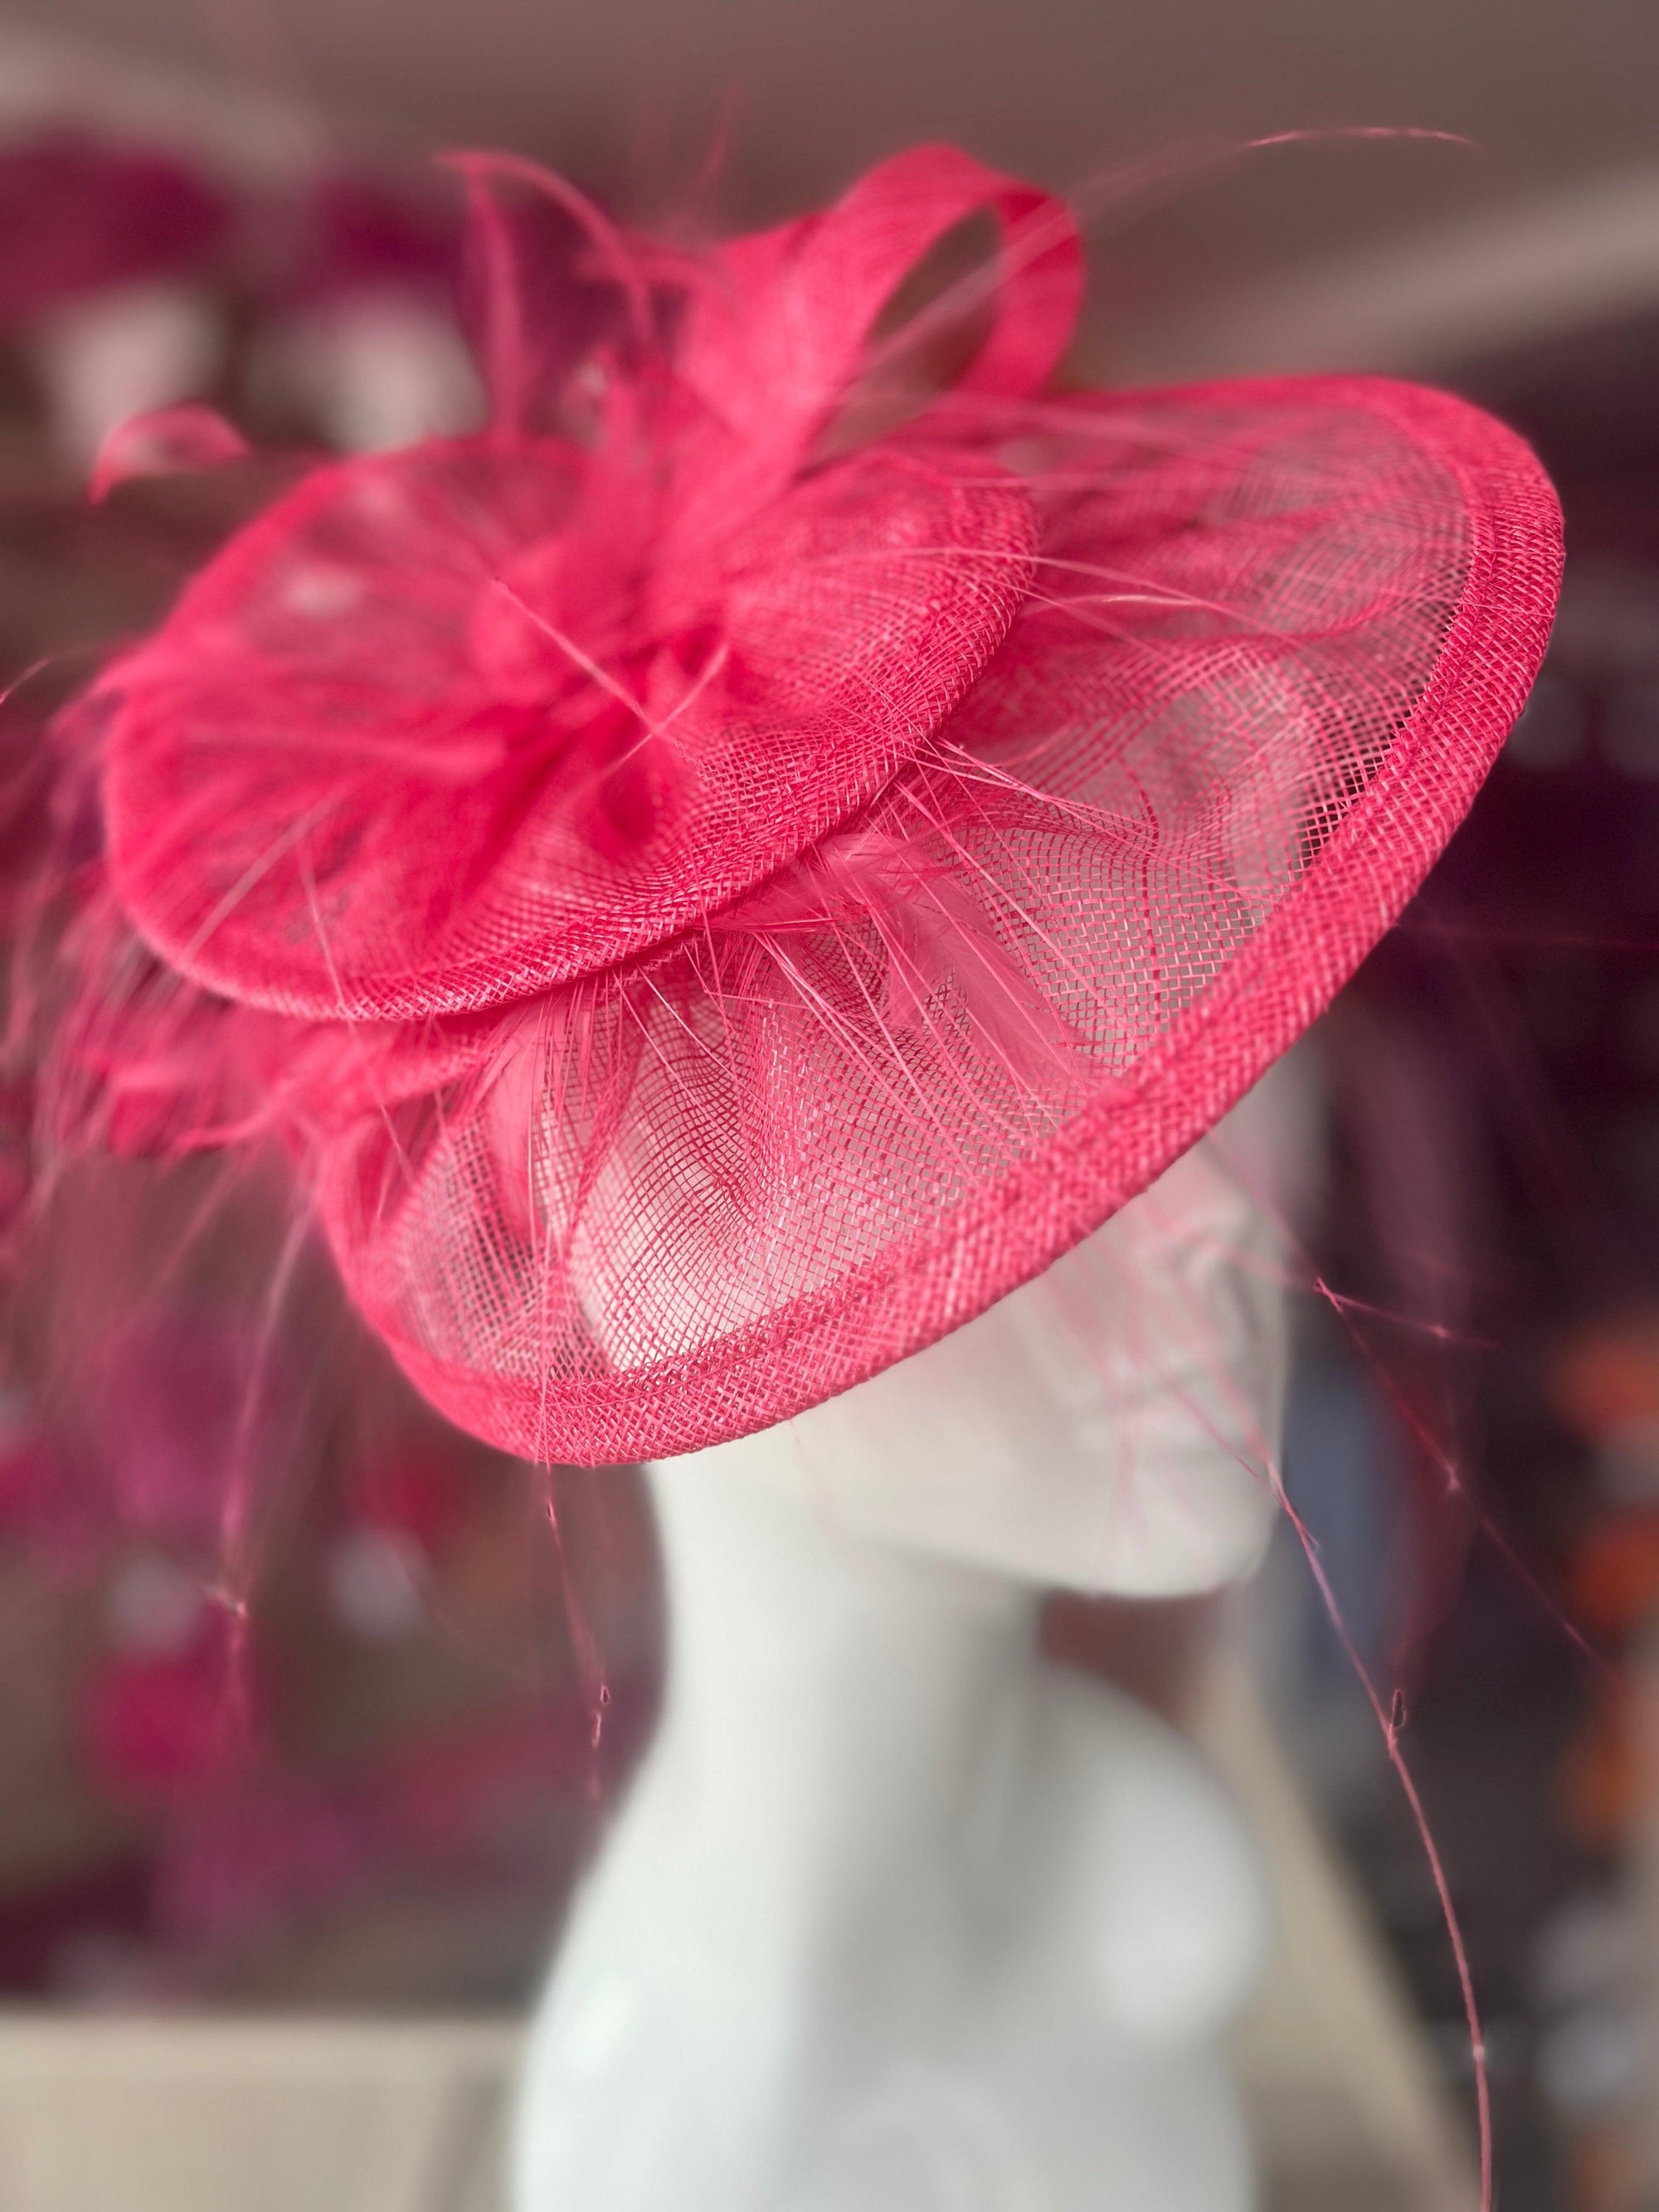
[82,148,1561,1464]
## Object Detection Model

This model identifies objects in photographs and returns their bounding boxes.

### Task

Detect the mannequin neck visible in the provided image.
[643,1446,1034,1924]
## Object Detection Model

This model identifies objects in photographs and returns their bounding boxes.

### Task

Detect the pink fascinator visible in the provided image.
[67,144,1563,1464]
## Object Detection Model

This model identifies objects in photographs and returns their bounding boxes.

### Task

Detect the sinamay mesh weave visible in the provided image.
[66,145,1562,1464]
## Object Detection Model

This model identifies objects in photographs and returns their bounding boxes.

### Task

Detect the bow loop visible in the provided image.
[669,144,1082,549]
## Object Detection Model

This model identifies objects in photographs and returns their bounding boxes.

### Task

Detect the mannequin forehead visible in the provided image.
[671,1094,1297,1597]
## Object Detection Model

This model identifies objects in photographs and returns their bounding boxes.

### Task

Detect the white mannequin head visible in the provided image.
[513,1077,1301,2212]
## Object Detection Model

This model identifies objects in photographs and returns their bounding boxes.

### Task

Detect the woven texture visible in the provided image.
[104,440,1034,1014]
[81,146,1564,1465]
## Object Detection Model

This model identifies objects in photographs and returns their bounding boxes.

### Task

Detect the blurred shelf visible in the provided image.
[0,2014,517,2212]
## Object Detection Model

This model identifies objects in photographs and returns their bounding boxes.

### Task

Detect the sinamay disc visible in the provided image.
[76,148,1563,1465]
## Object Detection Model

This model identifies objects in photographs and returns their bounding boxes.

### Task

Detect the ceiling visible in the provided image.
[2,0,1656,362]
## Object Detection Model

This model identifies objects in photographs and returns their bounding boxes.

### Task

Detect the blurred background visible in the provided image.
[0,3,1654,2209]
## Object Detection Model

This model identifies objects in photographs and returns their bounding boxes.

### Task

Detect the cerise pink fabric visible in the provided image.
[68,144,1563,1464]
